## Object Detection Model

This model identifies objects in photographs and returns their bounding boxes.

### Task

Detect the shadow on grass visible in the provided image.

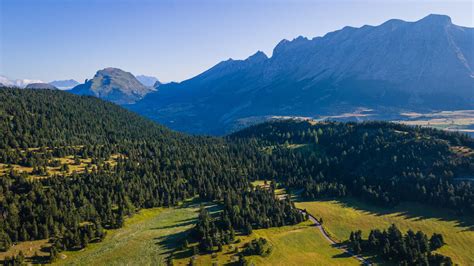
[151,219,196,230]
[172,248,193,260]
[0,254,51,265]
[154,229,192,255]
[30,254,51,264]
[153,198,224,257]
[179,198,222,214]
[295,195,474,231]
[332,252,352,259]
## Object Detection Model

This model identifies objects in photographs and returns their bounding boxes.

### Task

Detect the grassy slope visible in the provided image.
[247,221,357,266]
[174,181,357,266]
[174,220,357,266]
[54,202,202,266]
[296,198,474,265]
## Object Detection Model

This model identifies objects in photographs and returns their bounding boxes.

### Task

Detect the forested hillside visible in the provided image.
[231,120,474,213]
[0,89,303,261]
[1,89,472,264]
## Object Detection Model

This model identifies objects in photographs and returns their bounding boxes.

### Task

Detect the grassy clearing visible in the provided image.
[54,200,206,266]
[247,221,357,266]
[251,180,288,200]
[451,146,474,157]
[173,182,356,265]
[296,198,474,265]
[260,143,322,156]
[0,239,50,263]
[174,220,357,266]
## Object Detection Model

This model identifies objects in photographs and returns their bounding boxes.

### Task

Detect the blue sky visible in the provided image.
[1,0,473,83]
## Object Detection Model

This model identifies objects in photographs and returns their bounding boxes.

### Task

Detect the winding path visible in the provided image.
[299,209,372,265]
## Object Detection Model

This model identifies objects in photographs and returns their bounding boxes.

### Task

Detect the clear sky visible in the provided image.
[0,0,473,83]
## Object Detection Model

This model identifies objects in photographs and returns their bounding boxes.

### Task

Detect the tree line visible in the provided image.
[348,224,452,265]
[231,120,474,213]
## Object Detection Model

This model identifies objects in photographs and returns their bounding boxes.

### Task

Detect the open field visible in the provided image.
[54,200,207,266]
[5,179,471,265]
[174,220,358,266]
[246,221,358,266]
[295,198,474,265]
[172,182,357,265]
[395,110,474,136]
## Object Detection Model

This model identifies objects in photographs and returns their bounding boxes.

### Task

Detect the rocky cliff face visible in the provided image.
[131,14,474,135]
[71,68,154,104]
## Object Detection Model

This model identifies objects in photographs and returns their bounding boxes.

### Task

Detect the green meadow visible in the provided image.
[296,198,474,265]
[54,202,203,266]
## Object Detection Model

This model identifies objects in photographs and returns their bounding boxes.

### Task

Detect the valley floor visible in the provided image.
[4,196,472,265]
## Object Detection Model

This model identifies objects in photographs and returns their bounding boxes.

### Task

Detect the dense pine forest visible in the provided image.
[0,89,473,264]
[231,120,474,213]
[0,89,302,261]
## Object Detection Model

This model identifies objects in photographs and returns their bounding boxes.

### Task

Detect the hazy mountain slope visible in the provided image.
[49,79,79,90]
[0,75,44,88]
[132,14,474,135]
[136,75,161,87]
[70,68,154,104]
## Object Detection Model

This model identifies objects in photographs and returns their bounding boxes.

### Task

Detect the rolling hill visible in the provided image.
[0,88,302,264]
[0,88,472,265]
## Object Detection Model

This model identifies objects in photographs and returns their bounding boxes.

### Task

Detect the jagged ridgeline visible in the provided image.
[0,89,303,255]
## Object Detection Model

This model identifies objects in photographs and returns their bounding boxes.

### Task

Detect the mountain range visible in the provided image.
[129,14,474,135]
[0,75,44,88]
[0,76,78,90]
[6,14,472,135]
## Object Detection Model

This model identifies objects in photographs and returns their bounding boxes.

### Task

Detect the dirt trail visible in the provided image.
[299,209,372,265]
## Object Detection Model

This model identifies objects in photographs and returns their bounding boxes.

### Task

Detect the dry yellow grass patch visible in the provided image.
[0,239,50,261]
[451,146,474,157]
[0,153,124,180]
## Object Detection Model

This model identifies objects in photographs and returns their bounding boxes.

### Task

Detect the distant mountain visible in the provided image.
[131,14,474,135]
[26,83,57,89]
[70,68,154,104]
[0,75,44,88]
[49,79,79,90]
[0,76,12,87]
[136,75,161,87]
